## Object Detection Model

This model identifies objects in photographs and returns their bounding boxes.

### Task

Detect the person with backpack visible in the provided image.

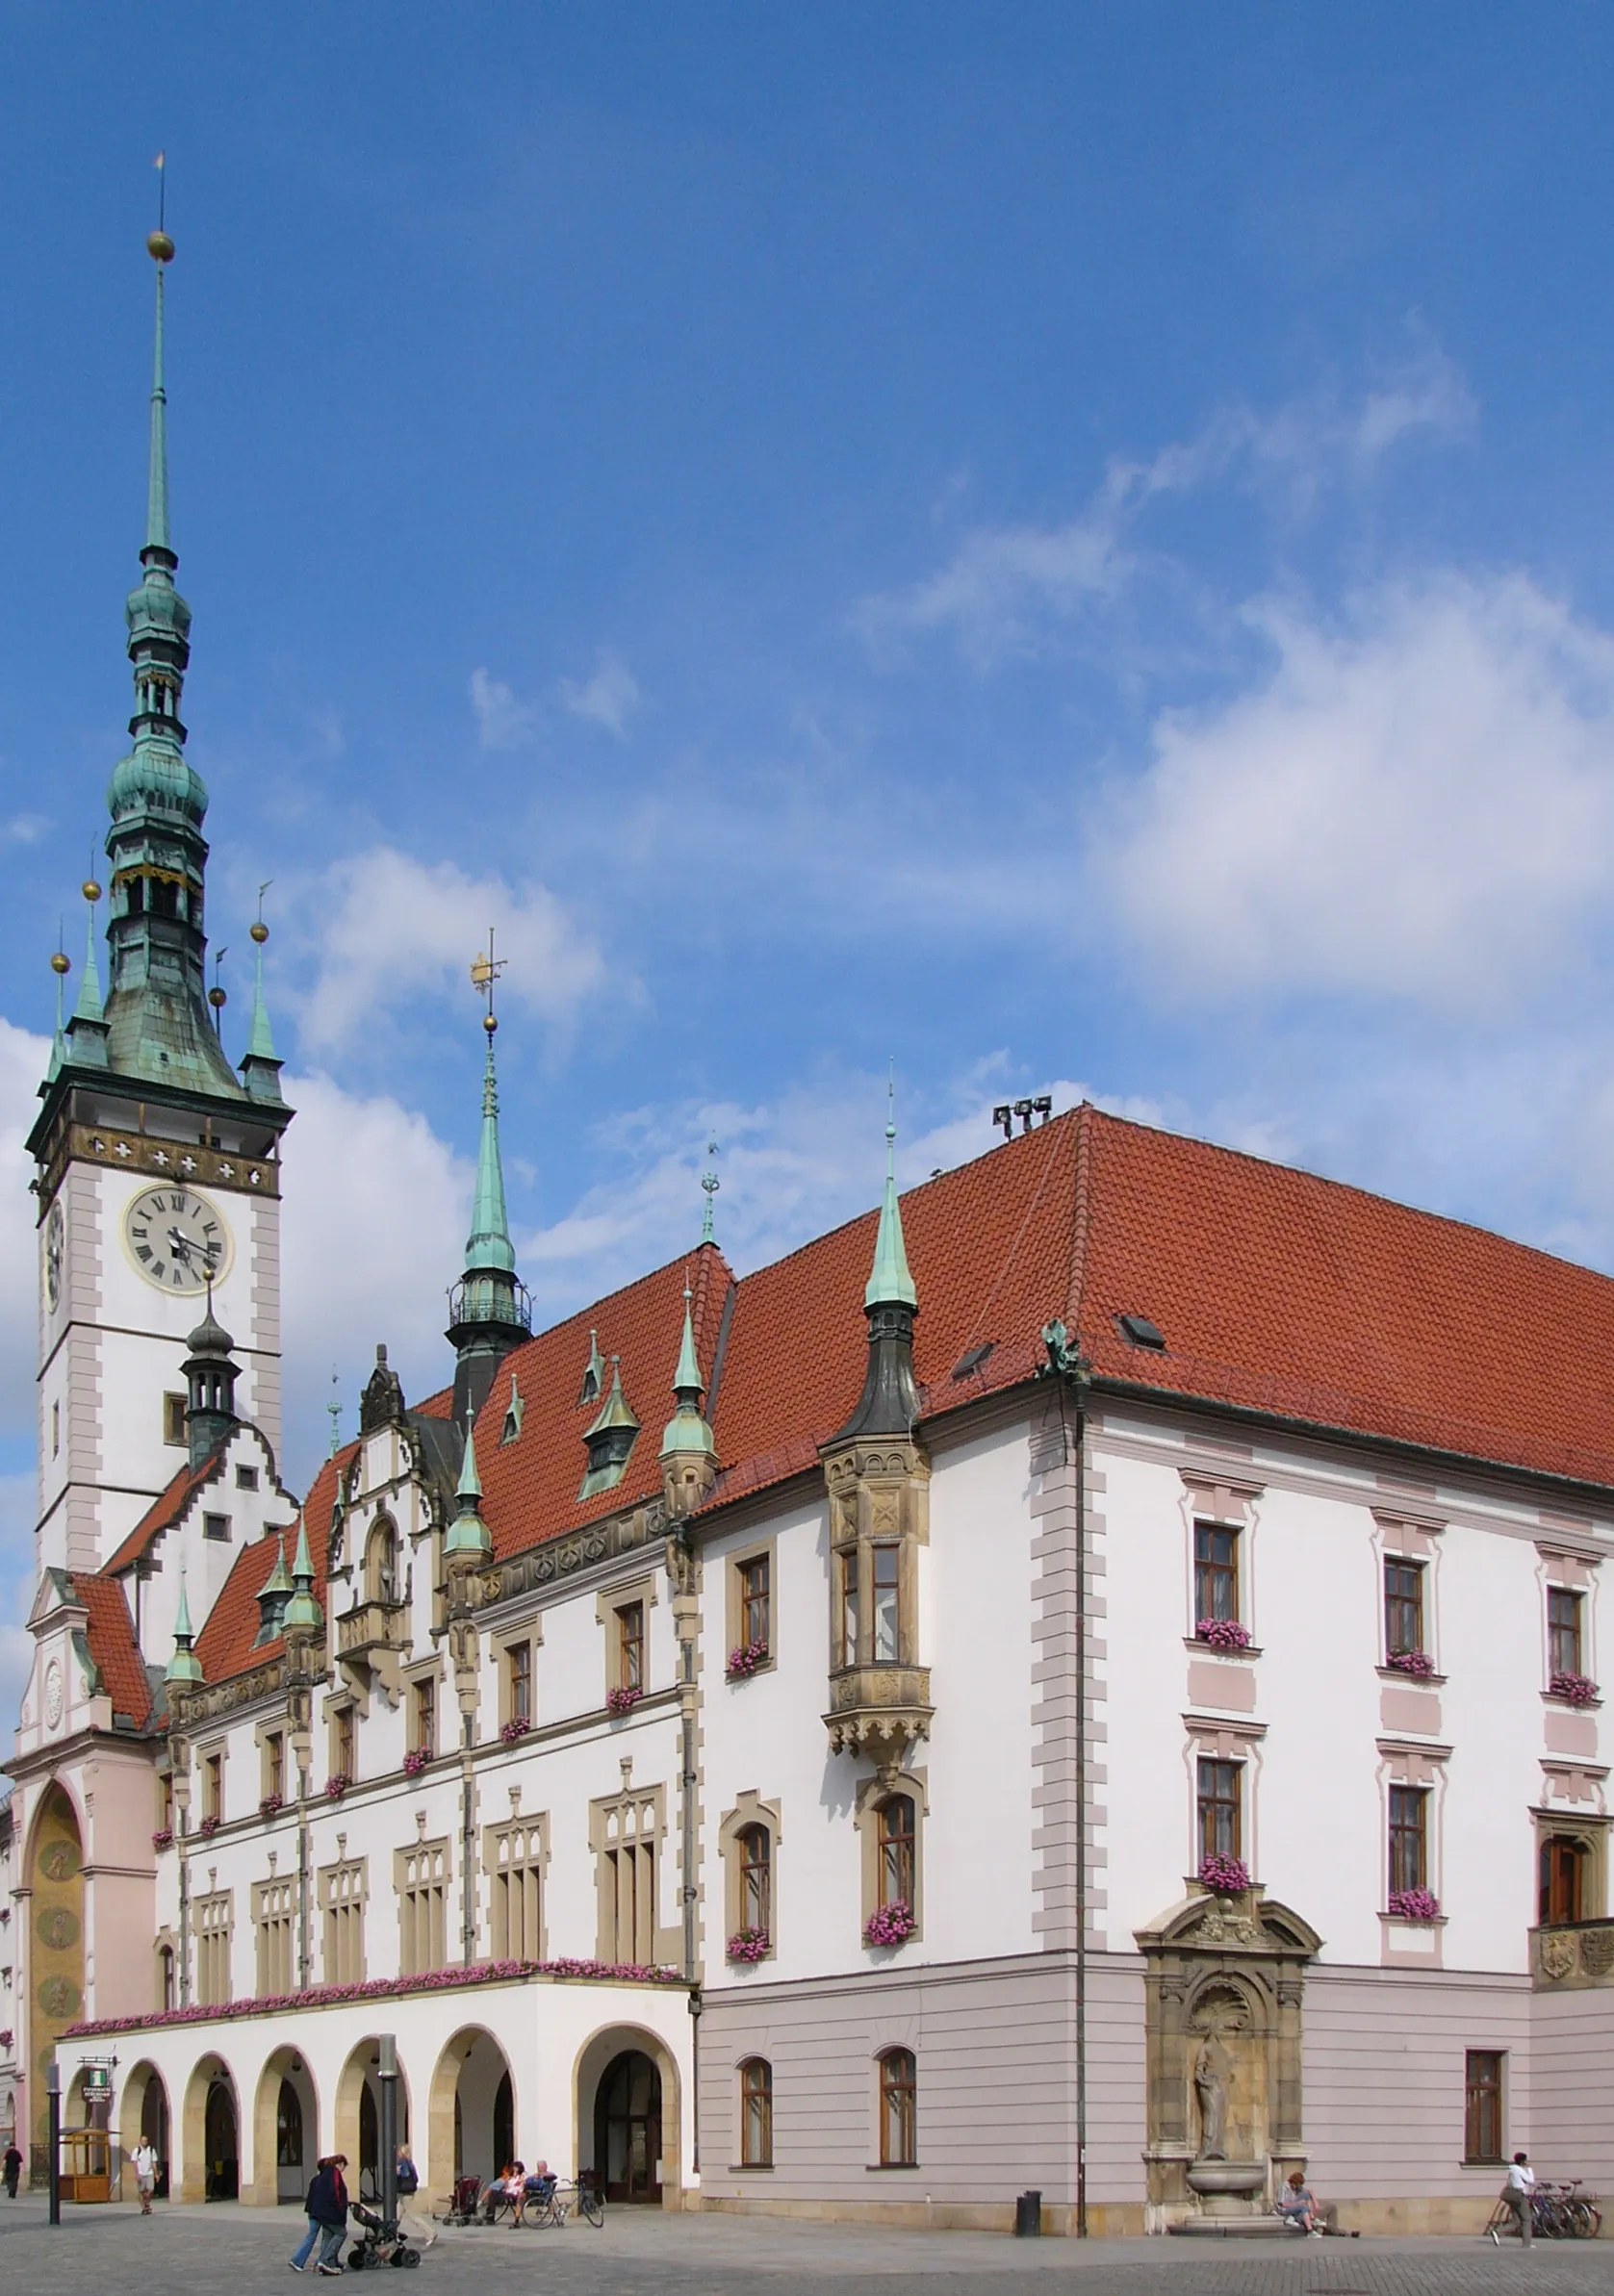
[290,2154,349,2275]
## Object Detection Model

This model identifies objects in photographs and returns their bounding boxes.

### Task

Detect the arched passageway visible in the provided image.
[251,2047,320,2206]
[335,2039,412,2205]
[182,2054,240,2203]
[574,2028,681,2206]
[428,2028,515,2199]
[117,2063,170,2202]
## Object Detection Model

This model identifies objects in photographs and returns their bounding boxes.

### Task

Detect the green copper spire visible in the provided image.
[253,1533,293,1647]
[74,886,104,1023]
[661,1283,715,1461]
[864,1080,917,1311]
[240,895,285,1104]
[466,1029,517,1280]
[445,1418,494,1560]
[448,934,531,1426]
[165,1563,203,1687]
[47,947,69,1082]
[579,1357,641,1498]
[281,1515,323,1634]
[146,209,171,554]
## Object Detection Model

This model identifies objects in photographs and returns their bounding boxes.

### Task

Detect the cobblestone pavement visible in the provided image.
[0,2192,1605,2296]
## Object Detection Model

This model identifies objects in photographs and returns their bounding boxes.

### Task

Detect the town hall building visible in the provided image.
[6,221,1614,2239]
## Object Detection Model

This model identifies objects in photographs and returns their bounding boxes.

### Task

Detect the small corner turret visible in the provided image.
[181,1291,239,1467]
[661,1279,717,1520]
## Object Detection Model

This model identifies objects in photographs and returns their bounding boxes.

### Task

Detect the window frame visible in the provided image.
[202,1748,224,1824]
[503,1638,534,1728]
[737,1824,773,1934]
[877,2048,917,2169]
[412,1672,437,1761]
[1549,1585,1585,1680]
[855,1768,926,1943]
[164,1391,189,1447]
[329,1701,357,1785]
[725,1543,776,1671]
[598,1576,658,1700]
[1464,2050,1504,2165]
[1195,1757,1242,1865]
[1383,1558,1426,1660]
[739,2057,774,2169]
[1388,1783,1429,1898]
[876,1794,916,1912]
[1192,1521,1240,1626]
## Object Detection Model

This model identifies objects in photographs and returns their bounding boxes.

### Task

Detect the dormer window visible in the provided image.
[578,1357,640,1500]
[500,1372,525,1446]
[578,1330,606,1408]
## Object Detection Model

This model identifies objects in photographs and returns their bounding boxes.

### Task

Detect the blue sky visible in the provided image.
[7,4,1614,1577]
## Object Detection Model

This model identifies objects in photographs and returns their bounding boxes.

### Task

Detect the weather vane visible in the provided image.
[328,1368,342,1458]
[470,927,506,1036]
[701,1135,720,1244]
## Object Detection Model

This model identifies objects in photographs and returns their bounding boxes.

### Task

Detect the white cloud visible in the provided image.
[297,846,609,1055]
[470,666,543,751]
[1,813,48,847]
[1097,573,1614,1012]
[560,649,640,740]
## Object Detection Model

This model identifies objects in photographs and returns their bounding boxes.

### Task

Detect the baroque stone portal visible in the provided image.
[1135,1884,1321,2230]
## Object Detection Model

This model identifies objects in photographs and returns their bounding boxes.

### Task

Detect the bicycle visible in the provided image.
[522,2177,605,2229]
[1485,2180,1601,2242]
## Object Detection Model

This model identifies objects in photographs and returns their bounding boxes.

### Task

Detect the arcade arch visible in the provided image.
[574,2025,681,2205]
[335,2038,412,2203]
[181,2053,240,2203]
[427,2028,514,2199]
[250,2046,320,2206]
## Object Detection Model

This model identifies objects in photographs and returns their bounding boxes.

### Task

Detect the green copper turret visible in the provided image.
[165,1564,203,1688]
[834,1087,921,1442]
[447,1013,531,1425]
[100,226,244,1101]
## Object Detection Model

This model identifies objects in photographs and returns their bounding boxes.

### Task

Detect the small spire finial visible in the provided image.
[208,945,228,1034]
[864,1065,917,1312]
[470,926,505,1039]
[327,1368,342,1458]
[701,1136,720,1244]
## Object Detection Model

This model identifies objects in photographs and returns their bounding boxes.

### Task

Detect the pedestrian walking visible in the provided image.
[1501,2151,1536,2246]
[290,2154,349,2275]
[131,2136,159,2214]
[3,2141,21,2200]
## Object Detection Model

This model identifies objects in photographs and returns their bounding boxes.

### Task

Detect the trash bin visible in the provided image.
[1014,2189,1042,2237]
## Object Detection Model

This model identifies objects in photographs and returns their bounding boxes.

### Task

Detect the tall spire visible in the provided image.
[146,164,171,556]
[240,887,285,1103]
[448,931,531,1424]
[445,1416,494,1560]
[661,1281,716,1461]
[282,1515,323,1636]
[165,1562,203,1687]
[865,1074,917,1311]
[47,944,69,1081]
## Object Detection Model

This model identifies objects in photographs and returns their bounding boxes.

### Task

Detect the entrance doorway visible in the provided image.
[595,2051,661,2203]
[204,2077,239,2200]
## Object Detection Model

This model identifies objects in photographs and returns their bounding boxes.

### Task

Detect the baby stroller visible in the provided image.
[439,2174,482,2227]
[344,2200,423,2270]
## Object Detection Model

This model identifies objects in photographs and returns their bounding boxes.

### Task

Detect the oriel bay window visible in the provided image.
[1196,1759,1242,1866]
[1384,1559,1425,1660]
[1193,1523,1239,1627]
[1549,1587,1585,1679]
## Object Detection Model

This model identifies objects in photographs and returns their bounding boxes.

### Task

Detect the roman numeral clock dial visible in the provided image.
[121,1186,233,1294]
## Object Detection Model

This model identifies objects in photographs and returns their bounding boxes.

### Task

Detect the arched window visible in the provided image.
[365,1518,399,1606]
[1541,1835,1588,1926]
[878,2048,915,2167]
[740,2057,773,2167]
[877,1796,915,1910]
[738,1825,772,1934]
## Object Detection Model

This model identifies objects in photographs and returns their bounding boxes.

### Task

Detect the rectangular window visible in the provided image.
[879,2049,917,2168]
[1549,1587,1584,1678]
[872,1544,901,1663]
[738,1824,773,1933]
[203,1751,223,1824]
[332,1705,356,1782]
[1196,1758,1242,1864]
[597,1793,660,1965]
[507,1641,532,1724]
[264,1732,284,1802]
[320,1860,367,1985]
[618,1602,645,1694]
[740,2059,773,2168]
[835,1548,860,1669]
[739,1554,770,1653]
[164,1392,188,1447]
[202,1513,230,1543]
[254,1878,295,1995]
[235,1465,259,1491]
[877,1794,916,1910]
[1464,2050,1503,2163]
[488,1821,545,1960]
[1389,1785,1428,1897]
[195,1892,232,2006]
[397,1841,449,1976]
[1384,1559,1425,1658]
[159,1772,174,1831]
[1540,1835,1586,1926]
[1193,1523,1239,1624]
[413,1676,436,1760]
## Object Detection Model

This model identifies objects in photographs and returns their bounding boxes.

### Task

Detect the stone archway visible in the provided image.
[250,2046,320,2207]
[427,2028,514,2200]
[574,2025,682,2207]
[116,2061,170,2202]
[335,2038,413,2205]
[25,1784,85,2159]
[181,2054,240,2204]
[1135,1883,1320,2232]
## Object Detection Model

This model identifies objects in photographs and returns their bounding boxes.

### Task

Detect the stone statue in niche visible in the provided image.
[1192,2032,1233,2160]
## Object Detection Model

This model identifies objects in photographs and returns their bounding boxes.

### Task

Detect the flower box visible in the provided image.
[323,1774,350,1802]
[1550,1672,1600,1709]
[1387,1887,1440,1922]
[151,1829,174,1852]
[727,1927,770,1963]
[258,1793,284,1819]
[197,1815,220,1839]
[606,1686,642,1717]
[500,1717,532,1744]
[863,1900,917,1948]
[1198,1854,1250,1895]
[1194,1619,1252,1651]
[0,2031,12,2053]
[726,1641,769,1682]
[1386,1649,1436,1678]
[402,1750,428,1777]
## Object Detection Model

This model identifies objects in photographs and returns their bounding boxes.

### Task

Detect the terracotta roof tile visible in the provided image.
[71,1574,152,1729]
[192,1447,351,1685]
[102,1451,228,1578]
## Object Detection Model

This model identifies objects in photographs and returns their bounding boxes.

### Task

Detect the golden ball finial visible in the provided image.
[483,1010,499,1034]
[147,230,174,264]
[208,985,227,1010]
[250,920,269,945]
[50,951,70,977]
[83,879,102,905]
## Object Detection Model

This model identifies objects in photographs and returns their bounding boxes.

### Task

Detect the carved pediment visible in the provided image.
[1137,1887,1322,1962]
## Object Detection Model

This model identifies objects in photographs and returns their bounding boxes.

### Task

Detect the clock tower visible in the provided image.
[27,221,294,1577]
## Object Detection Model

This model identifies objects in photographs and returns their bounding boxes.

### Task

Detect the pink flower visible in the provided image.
[402,1750,427,1777]
[1199,1854,1250,1895]
[606,1686,642,1716]
[1550,1672,1600,1709]
[726,1641,769,1681]
[500,1717,532,1744]
[258,1793,284,1818]
[1195,1619,1252,1651]
[1387,1649,1435,1678]
[151,1829,173,1852]
[863,1900,917,1948]
[1387,1888,1440,1922]
[727,1927,770,1963]
[323,1773,350,1801]
[196,1814,220,1838]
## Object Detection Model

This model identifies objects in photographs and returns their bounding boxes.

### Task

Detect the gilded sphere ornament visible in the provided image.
[83,879,102,904]
[50,952,70,977]
[484,1011,499,1033]
[250,920,269,945]
[147,230,174,264]
[208,985,227,1010]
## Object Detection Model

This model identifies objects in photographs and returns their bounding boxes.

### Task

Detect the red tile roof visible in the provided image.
[164,1104,1614,1688]
[103,1452,227,1578]
[72,1574,151,1729]
[192,1447,353,1684]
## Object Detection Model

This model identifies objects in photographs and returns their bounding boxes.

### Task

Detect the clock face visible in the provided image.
[44,1201,64,1313]
[123,1185,232,1294]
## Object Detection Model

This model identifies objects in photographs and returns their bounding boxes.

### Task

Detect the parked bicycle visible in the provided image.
[1485,2180,1601,2241]
[523,2176,605,2229]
